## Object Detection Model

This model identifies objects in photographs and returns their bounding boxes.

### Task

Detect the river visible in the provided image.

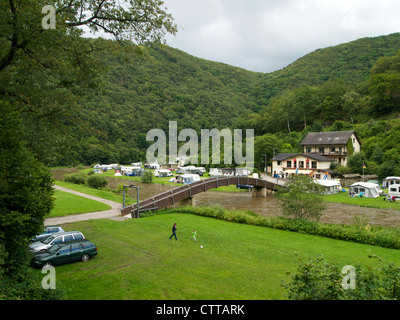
[52,168,400,229]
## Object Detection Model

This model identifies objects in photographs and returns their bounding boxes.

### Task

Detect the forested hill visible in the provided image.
[66,33,400,166]
[253,32,400,104]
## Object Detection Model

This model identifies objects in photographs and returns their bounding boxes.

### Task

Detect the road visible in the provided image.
[44,185,125,226]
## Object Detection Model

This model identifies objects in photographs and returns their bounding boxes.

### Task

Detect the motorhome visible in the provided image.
[383,177,400,198]
[154,169,173,177]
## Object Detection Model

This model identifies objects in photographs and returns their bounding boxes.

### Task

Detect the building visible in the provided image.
[272,153,335,179]
[300,130,361,167]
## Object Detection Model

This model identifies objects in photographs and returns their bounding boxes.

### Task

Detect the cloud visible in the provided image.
[163,0,400,72]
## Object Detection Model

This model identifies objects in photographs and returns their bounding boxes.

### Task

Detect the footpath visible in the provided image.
[44,185,127,226]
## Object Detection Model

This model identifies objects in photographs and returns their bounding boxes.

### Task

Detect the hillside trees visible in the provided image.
[0,0,177,165]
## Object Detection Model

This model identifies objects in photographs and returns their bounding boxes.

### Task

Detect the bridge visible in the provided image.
[120,175,287,218]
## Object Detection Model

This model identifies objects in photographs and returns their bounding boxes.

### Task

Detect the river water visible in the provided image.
[52,168,400,229]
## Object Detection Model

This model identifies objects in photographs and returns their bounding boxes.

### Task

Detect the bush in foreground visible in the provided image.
[283,253,400,300]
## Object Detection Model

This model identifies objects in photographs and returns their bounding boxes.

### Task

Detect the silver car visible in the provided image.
[29,231,85,253]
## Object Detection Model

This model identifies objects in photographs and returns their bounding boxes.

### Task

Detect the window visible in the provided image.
[390,188,397,192]
[396,181,400,185]
[360,188,365,193]
[353,188,359,193]
[81,242,94,249]
[58,246,71,254]
[64,235,73,242]
[71,243,81,252]
[53,236,63,244]
[330,147,335,152]
[339,147,342,153]
[311,161,317,169]
[319,147,325,154]
[277,161,282,166]
[298,161,304,168]
[73,233,83,240]
[287,161,292,168]
[306,148,312,153]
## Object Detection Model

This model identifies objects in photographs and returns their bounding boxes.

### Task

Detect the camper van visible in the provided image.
[154,169,173,177]
[384,177,400,198]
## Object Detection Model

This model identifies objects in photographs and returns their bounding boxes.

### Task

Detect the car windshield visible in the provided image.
[42,235,55,244]
[47,244,62,254]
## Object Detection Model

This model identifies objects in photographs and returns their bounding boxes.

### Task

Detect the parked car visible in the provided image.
[30,226,65,243]
[29,231,85,253]
[31,239,97,268]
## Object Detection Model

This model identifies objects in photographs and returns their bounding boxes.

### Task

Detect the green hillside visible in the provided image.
[254,33,400,103]
[21,33,400,168]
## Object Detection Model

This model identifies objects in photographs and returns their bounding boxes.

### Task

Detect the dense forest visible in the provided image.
[13,32,400,179]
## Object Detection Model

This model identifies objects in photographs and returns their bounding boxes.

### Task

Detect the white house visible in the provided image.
[300,130,361,167]
[272,153,334,179]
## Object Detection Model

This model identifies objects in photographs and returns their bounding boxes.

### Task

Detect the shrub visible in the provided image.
[140,170,153,183]
[63,173,87,185]
[87,175,108,189]
[282,254,400,300]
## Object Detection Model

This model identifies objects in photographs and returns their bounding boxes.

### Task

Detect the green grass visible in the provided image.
[323,191,400,211]
[49,190,111,217]
[49,214,400,300]
[55,180,134,204]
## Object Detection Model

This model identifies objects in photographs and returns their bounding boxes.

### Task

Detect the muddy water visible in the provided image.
[52,168,400,228]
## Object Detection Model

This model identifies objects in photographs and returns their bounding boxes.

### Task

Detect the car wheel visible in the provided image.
[81,254,90,262]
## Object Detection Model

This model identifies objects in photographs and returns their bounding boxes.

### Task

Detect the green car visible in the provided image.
[31,239,97,268]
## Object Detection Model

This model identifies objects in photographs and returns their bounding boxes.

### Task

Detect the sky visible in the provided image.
[161,0,400,73]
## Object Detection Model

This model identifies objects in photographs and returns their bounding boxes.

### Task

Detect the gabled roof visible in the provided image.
[272,153,334,162]
[301,130,360,146]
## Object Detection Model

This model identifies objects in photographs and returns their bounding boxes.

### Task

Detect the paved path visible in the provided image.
[44,185,125,226]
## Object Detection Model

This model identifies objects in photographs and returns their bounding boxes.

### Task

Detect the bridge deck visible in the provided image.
[121,176,286,217]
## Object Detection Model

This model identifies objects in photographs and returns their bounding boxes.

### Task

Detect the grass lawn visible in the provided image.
[323,190,400,211]
[49,190,111,218]
[55,180,134,204]
[48,214,400,300]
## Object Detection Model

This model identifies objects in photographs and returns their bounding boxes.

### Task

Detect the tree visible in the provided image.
[276,175,325,221]
[0,101,54,275]
[0,0,177,164]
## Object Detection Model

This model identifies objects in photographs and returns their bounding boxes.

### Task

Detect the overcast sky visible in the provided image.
[161,0,400,73]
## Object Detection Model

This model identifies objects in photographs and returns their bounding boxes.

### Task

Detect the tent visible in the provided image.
[314,180,342,195]
[349,182,380,198]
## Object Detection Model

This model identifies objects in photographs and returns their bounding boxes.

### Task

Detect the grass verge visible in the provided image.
[49,190,111,218]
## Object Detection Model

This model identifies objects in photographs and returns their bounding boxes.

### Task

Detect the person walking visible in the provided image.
[169,223,178,240]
